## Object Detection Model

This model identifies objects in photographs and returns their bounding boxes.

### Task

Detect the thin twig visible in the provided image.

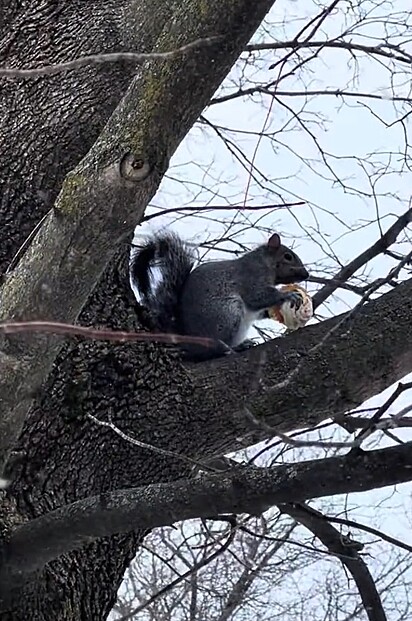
[211,86,412,106]
[322,514,412,555]
[115,522,236,621]
[354,382,412,445]
[338,415,412,433]
[87,413,216,472]
[243,406,358,450]
[0,37,223,78]
[142,201,305,222]
[5,212,50,276]
[0,320,217,349]
[246,39,412,68]
[312,206,412,309]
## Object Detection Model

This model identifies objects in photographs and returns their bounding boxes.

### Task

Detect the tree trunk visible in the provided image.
[0,1,278,619]
[0,0,175,276]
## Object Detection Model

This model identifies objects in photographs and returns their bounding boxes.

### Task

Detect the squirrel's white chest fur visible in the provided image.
[232,308,262,346]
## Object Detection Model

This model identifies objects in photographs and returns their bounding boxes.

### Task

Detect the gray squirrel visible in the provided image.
[131,231,309,360]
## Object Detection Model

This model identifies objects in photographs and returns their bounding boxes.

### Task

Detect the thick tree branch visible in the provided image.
[2,276,412,463]
[0,0,276,470]
[2,441,412,587]
[2,277,412,477]
[191,278,412,445]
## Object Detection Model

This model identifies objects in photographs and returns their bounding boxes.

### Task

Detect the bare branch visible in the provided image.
[142,201,305,223]
[354,382,412,445]
[86,413,217,471]
[320,514,412,555]
[0,38,223,78]
[312,206,412,309]
[0,320,219,348]
[340,415,412,433]
[245,39,412,68]
[282,503,387,621]
[211,86,412,106]
[116,525,237,621]
[2,441,412,588]
[2,277,412,476]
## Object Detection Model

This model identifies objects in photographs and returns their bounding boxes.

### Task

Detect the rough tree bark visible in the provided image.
[0,1,277,619]
[1,2,412,621]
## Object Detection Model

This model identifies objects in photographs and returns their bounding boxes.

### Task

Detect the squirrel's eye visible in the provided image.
[284,252,293,262]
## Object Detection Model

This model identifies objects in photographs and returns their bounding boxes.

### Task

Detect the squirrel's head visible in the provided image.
[266,233,309,283]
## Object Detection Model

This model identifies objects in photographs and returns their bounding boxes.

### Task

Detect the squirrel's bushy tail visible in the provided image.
[130,232,194,331]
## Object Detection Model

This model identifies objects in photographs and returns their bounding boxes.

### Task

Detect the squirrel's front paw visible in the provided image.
[233,339,256,352]
[284,291,303,309]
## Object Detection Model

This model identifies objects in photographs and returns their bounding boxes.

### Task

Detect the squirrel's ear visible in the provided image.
[268,233,281,249]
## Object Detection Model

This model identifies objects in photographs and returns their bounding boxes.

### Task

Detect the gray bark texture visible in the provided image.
[0,1,412,620]
[0,0,277,619]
